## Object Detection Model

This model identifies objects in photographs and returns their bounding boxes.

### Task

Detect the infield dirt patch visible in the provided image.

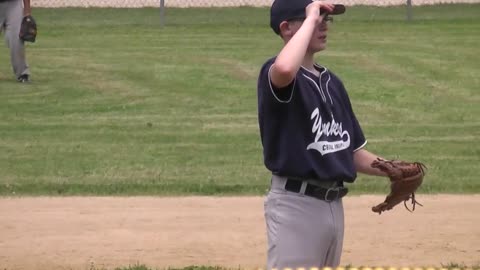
[0,195,479,270]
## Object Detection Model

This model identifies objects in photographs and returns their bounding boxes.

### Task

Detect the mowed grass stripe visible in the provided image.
[0,4,479,195]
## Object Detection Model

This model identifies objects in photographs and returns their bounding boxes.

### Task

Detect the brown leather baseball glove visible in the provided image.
[371,158,426,214]
[19,15,37,43]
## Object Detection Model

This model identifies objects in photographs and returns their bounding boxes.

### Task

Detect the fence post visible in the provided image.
[160,0,165,27]
[406,0,413,21]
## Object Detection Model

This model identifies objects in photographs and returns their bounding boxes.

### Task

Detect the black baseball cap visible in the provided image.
[270,0,346,35]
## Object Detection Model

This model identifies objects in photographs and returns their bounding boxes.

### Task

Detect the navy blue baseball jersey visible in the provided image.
[257,57,367,183]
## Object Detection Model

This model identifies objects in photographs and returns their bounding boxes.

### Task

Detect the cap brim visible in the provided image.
[329,4,346,15]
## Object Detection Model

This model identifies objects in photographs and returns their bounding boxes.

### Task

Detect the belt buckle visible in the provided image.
[324,187,340,202]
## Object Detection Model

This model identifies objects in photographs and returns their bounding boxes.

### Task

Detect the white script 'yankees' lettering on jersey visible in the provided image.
[257,57,367,183]
[307,109,351,156]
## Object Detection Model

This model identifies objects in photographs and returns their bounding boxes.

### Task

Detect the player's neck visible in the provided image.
[302,55,316,74]
[302,59,320,77]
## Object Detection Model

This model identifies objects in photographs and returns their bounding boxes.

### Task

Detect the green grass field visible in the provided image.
[0,4,479,196]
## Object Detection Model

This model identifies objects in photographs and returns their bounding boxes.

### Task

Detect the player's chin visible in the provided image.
[312,42,327,52]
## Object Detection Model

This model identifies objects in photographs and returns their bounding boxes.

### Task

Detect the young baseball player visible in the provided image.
[257,0,389,268]
[0,0,31,82]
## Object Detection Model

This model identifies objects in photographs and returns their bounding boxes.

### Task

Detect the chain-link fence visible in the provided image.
[32,0,480,8]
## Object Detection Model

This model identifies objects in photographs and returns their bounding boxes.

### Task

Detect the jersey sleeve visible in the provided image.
[337,79,367,152]
[257,58,296,104]
[350,110,367,152]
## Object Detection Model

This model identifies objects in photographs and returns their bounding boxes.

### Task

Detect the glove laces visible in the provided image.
[404,192,423,212]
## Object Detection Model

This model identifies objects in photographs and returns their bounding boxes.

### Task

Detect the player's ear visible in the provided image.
[279,20,295,38]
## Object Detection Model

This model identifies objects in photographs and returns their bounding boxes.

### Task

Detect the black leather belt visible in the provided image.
[284,178,348,202]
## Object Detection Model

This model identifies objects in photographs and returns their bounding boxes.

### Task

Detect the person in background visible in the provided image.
[0,0,32,83]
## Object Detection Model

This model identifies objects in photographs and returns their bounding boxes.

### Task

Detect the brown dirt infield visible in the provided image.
[0,195,479,270]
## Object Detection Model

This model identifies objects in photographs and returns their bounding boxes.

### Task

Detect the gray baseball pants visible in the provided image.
[0,0,30,79]
[264,175,345,269]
